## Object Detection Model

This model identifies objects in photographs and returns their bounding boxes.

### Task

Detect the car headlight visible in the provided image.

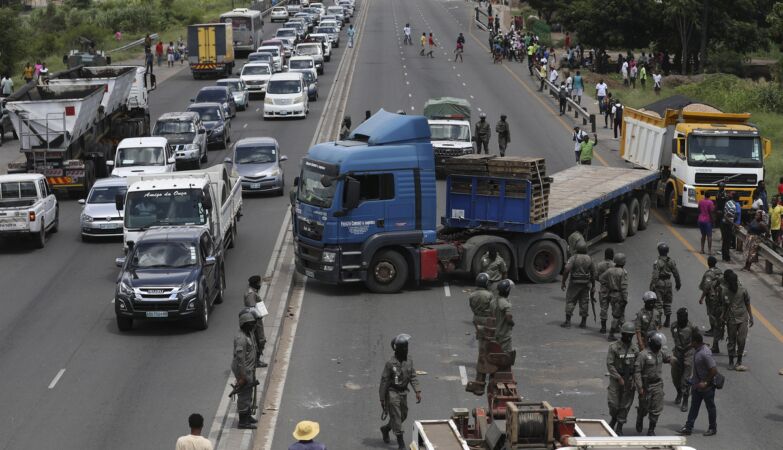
[186,298,198,311]
[687,187,696,204]
[180,281,198,298]
[297,94,306,103]
[118,281,134,297]
[321,251,336,263]
[267,167,281,177]
[213,125,225,134]
[81,213,94,223]
[184,143,200,151]
[265,97,273,104]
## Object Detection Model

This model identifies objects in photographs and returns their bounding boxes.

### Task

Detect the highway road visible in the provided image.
[1,0,783,449]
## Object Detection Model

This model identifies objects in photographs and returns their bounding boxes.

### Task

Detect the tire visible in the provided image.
[200,146,208,163]
[608,202,630,242]
[365,249,409,293]
[222,136,228,149]
[228,224,236,249]
[214,267,225,304]
[638,193,651,230]
[116,316,133,331]
[627,198,640,236]
[51,207,59,233]
[666,188,685,224]
[523,240,563,283]
[470,243,512,279]
[193,295,209,330]
[194,158,201,170]
[81,234,90,242]
[32,222,45,249]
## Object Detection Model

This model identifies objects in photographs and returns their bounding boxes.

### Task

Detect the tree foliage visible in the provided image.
[0,7,23,75]
[561,0,659,50]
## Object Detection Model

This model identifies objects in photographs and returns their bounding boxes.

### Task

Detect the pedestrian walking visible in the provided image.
[567,221,587,257]
[548,66,559,86]
[635,292,661,350]
[145,48,154,74]
[244,275,268,368]
[630,64,638,88]
[603,93,614,129]
[769,196,783,245]
[480,246,507,293]
[560,241,596,329]
[678,331,719,437]
[493,14,499,33]
[602,253,629,341]
[403,23,412,45]
[538,62,547,91]
[742,209,767,271]
[175,413,213,450]
[144,33,152,51]
[466,273,495,396]
[379,334,422,450]
[178,40,187,64]
[595,248,615,334]
[495,115,510,156]
[232,311,258,429]
[697,192,716,254]
[720,192,738,262]
[347,25,356,48]
[167,42,176,67]
[0,75,13,98]
[596,79,608,115]
[38,63,49,81]
[606,322,639,435]
[34,60,43,80]
[698,256,723,349]
[22,62,34,84]
[653,71,662,95]
[579,134,598,165]
[426,33,436,57]
[156,40,164,66]
[558,82,568,115]
[757,180,769,212]
[649,242,681,327]
[634,331,674,436]
[639,64,648,89]
[670,307,698,412]
[720,269,753,371]
[572,126,588,163]
[621,59,629,86]
[474,112,491,154]
[527,43,536,75]
[454,40,464,62]
[487,2,492,18]
[612,100,623,139]
[419,33,426,56]
[572,70,584,104]
[289,421,327,450]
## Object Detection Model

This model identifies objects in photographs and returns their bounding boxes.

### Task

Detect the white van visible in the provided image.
[263,72,308,119]
[257,45,284,72]
[109,137,176,177]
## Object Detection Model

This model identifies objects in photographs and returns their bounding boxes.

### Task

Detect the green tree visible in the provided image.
[767,2,783,43]
[528,0,570,24]
[663,0,700,74]
[562,0,659,50]
[0,7,23,76]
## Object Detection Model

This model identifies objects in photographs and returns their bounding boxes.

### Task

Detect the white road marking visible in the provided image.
[243,123,248,128]
[110,298,114,304]
[255,108,260,112]
[408,93,412,97]
[470,95,474,99]
[459,365,468,385]
[48,369,66,389]
[444,282,451,297]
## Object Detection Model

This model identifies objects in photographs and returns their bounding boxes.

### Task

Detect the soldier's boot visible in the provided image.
[560,315,572,328]
[579,316,587,329]
[609,416,617,429]
[647,420,657,436]
[735,357,744,370]
[396,433,405,450]
[466,380,485,396]
[681,392,690,412]
[674,391,682,405]
[711,341,720,354]
[237,414,257,429]
[615,422,624,436]
[380,425,390,443]
[664,314,671,327]
[635,415,644,433]
[600,320,607,334]
[256,357,268,368]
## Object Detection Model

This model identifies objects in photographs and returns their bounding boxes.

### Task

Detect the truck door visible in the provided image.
[198,26,217,63]
[199,233,217,299]
[337,172,400,242]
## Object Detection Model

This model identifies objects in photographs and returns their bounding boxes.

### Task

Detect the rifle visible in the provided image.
[590,288,597,323]
[228,379,260,398]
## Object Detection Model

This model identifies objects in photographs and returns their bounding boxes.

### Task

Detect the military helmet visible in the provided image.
[575,241,588,254]
[642,291,657,303]
[391,333,411,351]
[621,322,636,335]
[657,242,669,255]
[475,272,490,289]
[239,310,256,326]
[613,252,626,267]
[497,279,514,297]
[647,331,666,352]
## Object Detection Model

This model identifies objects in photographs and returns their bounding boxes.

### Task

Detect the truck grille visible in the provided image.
[135,286,179,301]
[297,217,323,241]
[694,173,757,186]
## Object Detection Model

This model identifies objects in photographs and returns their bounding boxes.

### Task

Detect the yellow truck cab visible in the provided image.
[620,95,772,223]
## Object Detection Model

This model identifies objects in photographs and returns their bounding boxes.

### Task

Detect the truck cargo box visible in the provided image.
[46,66,136,116]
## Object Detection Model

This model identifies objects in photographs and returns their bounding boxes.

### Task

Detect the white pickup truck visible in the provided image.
[0,174,59,248]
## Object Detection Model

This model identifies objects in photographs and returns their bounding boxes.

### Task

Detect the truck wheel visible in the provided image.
[666,188,685,224]
[627,198,640,236]
[638,193,651,230]
[471,244,512,279]
[116,316,133,331]
[51,207,59,233]
[523,240,562,283]
[33,222,45,249]
[214,268,225,304]
[228,224,237,249]
[366,249,408,293]
[193,296,210,330]
[608,202,629,242]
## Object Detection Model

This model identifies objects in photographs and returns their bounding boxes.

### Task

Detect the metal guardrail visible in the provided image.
[533,68,596,132]
[108,33,159,54]
[734,225,783,285]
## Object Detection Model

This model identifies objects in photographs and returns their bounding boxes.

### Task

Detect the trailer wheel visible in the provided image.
[366,249,408,293]
[471,244,513,279]
[523,240,562,283]
[608,202,629,242]
[638,193,651,230]
[627,198,640,236]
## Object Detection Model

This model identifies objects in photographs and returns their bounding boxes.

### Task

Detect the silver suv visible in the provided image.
[152,112,207,169]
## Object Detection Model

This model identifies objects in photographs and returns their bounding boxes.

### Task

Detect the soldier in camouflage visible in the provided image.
[634,331,674,436]
[649,242,682,327]
[595,247,615,334]
[601,252,629,341]
[466,273,495,395]
[480,246,508,294]
[243,275,268,368]
[380,334,422,449]
[561,241,596,329]
[670,307,698,412]
[698,256,724,353]
[634,291,660,350]
[720,270,754,371]
[606,322,639,435]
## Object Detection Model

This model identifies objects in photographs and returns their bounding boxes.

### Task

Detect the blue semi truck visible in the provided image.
[291,111,659,293]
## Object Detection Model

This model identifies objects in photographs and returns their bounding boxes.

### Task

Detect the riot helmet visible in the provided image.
[475,272,490,289]
[657,242,669,256]
[497,279,514,297]
[613,252,626,267]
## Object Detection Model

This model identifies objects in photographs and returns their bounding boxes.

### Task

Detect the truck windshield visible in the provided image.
[297,166,335,208]
[131,242,197,269]
[125,189,207,230]
[0,181,37,199]
[429,124,470,142]
[688,135,762,168]
[88,185,127,204]
[116,147,165,167]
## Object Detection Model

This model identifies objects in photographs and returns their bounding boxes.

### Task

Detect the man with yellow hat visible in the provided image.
[289,420,326,450]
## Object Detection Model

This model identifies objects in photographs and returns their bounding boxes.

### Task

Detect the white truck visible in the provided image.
[0,174,59,248]
[423,97,473,177]
[118,164,242,252]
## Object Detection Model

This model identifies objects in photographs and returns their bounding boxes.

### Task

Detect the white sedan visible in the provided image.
[271,7,289,22]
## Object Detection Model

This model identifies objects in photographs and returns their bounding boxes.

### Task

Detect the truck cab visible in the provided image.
[423,98,473,177]
[109,137,176,177]
[292,110,437,292]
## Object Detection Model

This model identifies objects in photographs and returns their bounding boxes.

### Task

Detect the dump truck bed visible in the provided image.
[47,66,136,116]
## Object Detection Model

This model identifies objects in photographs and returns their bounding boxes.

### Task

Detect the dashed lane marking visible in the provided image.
[444,282,451,297]
[48,369,66,389]
[459,365,468,386]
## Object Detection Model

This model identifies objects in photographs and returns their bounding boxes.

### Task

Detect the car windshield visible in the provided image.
[297,166,335,208]
[273,7,286,12]
[297,45,319,55]
[429,124,471,142]
[218,80,243,91]
[327,7,342,13]
[125,189,207,229]
[243,64,271,75]
[276,29,296,37]
[267,79,302,94]
[302,72,316,84]
[236,145,277,164]
[290,59,313,69]
[153,120,195,134]
[688,135,762,168]
[131,242,198,269]
[188,106,221,122]
[316,27,335,34]
[116,147,165,167]
[196,89,227,102]
[88,185,127,204]
[259,47,280,56]
[248,53,272,62]
[0,181,37,199]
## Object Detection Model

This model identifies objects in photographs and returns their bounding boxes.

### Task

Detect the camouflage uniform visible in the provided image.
[564,253,596,318]
[634,347,672,431]
[601,266,629,334]
[607,339,639,425]
[670,320,696,398]
[469,287,495,384]
[379,357,421,438]
[721,280,751,364]
[634,307,660,350]
[595,257,615,322]
[567,231,586,258]
[489,294,513,352]
[649,256,681,323]
[699,266,724,342]
[243,287,267,357]
[481,254,507,293]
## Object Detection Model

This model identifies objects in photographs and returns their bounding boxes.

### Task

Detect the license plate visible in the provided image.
[279,111,289,115]
[251,183,261,189]
[146,311,168,318]
[0,222,22,229]
[305,269,315,278]
[99,223,119,229]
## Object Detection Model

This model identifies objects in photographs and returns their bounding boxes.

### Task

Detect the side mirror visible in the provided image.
[198,128,206,134]
[78,198,86,205]
[115,257,126,267]
[293,176,299,187]
[205,256,217,265]
[280,155,288,162]
[343,177,360,210]
[190,98,195,102]
[106,160,115,167]
[115,194,125,211]
[224,157,233,164]
[203,193,213,211]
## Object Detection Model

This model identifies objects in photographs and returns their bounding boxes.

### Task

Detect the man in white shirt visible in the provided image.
[0,76,12,97]
[596,79,608,114]
[572,126,588,164]
[403,23,412,45]
[620,60,629,86]
[549,67,559,84]
[175,414,213,450]
[653,72,663,95]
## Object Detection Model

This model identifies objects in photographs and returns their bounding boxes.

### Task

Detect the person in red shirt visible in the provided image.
[697,192,716,254]
[777,176,783,195]
[155,41,164,67]
[426,33,437,58]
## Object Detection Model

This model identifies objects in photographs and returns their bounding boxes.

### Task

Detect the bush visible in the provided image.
[528,17,552,47]
[704,50,744,76]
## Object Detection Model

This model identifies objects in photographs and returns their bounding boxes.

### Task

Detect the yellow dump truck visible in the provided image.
[620,96,772,223]
[187,23,235,79]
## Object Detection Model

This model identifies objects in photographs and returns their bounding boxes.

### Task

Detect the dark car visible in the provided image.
[192,86,237,119]
[187,102,231,149]
[114,227,224,331]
